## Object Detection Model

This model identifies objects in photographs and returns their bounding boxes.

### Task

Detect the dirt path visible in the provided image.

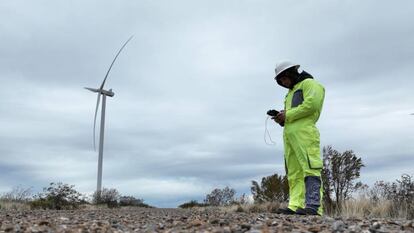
[0,208,412,232]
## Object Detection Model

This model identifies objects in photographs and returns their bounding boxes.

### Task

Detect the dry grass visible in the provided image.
[0,200,31,211]
[339,197,390,219]
[194,198,411,219]
[330,198,412,219]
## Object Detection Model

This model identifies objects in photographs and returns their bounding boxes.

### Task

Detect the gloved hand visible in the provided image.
[273,111,285,126]
[267,109,284,127]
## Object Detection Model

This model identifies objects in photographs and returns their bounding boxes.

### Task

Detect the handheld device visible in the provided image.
[267,109,284,127]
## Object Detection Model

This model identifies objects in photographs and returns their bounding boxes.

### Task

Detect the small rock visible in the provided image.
[38,220,49,226]
[14,224,21,232]
[256,217,264,222]
[308,225,322,233]
[402,221,413,229]
[29,225,42,233]
[324,216,335,223]
[210,218,220,224]
[246,230,262,233]
[348,225,361,233]
[143,224,157,232]
[332,220,345,232]
[241,223,251,230]
[1,225,14,232]
[223,226,231,233]
[219,219,229,226]
[190,219,203,227]
[372,221,381,229]
[59,217,69,221]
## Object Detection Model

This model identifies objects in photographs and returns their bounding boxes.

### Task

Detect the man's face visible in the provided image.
[278,75,292,88]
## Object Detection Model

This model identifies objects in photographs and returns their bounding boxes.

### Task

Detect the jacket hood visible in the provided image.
[276,70,314,89]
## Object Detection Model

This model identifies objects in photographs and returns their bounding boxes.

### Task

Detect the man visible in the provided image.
[272,61,325,216]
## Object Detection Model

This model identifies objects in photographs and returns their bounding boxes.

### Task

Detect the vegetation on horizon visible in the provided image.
[0,183,151,210]
[1,145,412,219]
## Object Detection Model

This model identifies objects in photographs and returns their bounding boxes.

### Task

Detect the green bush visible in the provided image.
[322,146,365,214]
[178,200,209,208]
[29,198,54,210]
[92,188,120,208]
[251,173,288,203]
[119,196,153,208]
[30,182,84,210]
[204,186,236,206]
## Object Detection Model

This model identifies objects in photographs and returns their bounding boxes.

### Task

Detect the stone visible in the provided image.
[241,223,251,230]
[402,221,413,229]
[246,230,262,233]
[348,225,362,233]
[190,219,204,227]
[210,218,220,224]
[1,224,14,232]
[38,220,49,226]
[59,217,69,221]
[308,225,322,233]
[332,220,345,232]
[219,219,229,226]
[372,221,381,229]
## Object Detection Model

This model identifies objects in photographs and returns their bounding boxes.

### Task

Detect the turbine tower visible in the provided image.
[85,36,133,196]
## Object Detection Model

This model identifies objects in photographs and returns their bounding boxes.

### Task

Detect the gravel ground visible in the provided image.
[0,208,413,232]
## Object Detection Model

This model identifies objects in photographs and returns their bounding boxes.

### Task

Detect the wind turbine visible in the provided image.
[85,36,133,197]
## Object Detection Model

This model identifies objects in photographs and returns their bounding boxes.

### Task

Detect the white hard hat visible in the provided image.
[274,61,300,79]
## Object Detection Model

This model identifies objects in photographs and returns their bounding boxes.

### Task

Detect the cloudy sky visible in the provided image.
[1,0,413,207]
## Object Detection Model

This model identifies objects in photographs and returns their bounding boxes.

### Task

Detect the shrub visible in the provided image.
[322,145,365,213]
[1,186,32,202]
[204,186,236,206]
[92,188,120,208]
[119,196,152,208]
[178,200,209,209]
[369,174,414,219]
[231,193,251,205]
[30,182,84,210]
[29,198,54,210]
[251,173,288,203]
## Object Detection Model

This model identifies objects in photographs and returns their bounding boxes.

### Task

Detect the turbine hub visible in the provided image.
[85,87,115,97]
[101,89,115,97]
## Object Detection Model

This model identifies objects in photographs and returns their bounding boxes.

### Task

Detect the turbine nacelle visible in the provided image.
[85,87,115,97]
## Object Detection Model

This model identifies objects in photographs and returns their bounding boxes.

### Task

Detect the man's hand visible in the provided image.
[272,110,285,126]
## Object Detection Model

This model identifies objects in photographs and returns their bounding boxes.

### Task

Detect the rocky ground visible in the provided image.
[0,208,413,233]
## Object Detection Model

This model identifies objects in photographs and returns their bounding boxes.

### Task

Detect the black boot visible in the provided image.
[275,207,296,215]
[295,207,320,216]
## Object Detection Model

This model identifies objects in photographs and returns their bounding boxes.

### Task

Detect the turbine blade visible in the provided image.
[93,93,102,151]
[85,87,99,93]
[100,35,134,90]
